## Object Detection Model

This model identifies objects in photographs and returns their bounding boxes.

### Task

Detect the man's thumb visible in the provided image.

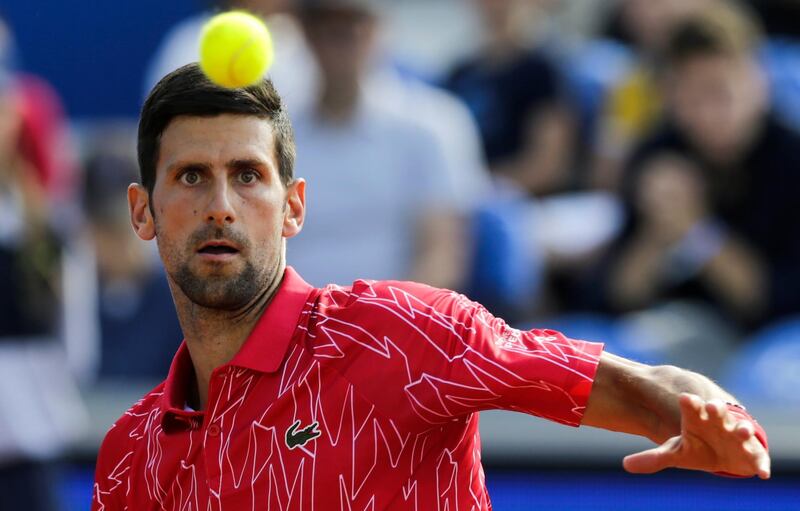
[623,446,674,474]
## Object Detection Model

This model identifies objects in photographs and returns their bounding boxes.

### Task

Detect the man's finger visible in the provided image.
[735,421,755,441]
[623,443,677,474]
[679,392,701,410]
[679,393,708,428]
[705,399,726,421]
[743,434,771,479]
[757,454,771,480]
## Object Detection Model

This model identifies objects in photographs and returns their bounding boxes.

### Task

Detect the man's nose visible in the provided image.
[205,180,236,226]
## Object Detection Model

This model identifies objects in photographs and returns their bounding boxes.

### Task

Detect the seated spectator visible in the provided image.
[575,151,753,376]
[443,0,576,197]
[595,151,764,326]
[289,0,472,290]
[589,0,717,190]
[617,2,800,326]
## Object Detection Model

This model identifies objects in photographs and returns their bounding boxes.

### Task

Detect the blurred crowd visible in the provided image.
[2,0,800,508]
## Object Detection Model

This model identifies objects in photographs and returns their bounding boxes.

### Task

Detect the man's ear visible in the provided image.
[283,178,306,239]
[128,183,156,240]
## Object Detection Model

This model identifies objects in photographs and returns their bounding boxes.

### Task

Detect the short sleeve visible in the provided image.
[313,280,604,428]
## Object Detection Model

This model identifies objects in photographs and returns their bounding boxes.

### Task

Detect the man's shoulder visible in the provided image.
[98,381,167,453]
[316,278,451,313]
[310,278,478,339]
[93,382,167,505]
[305,279,483,398]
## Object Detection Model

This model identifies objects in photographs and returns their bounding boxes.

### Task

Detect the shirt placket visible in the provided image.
[202,366,230,507]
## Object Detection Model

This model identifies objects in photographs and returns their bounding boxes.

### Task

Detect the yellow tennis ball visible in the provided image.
[199,11,274,89]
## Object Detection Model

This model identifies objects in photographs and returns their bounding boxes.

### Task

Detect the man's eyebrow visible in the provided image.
[227,158,269,169]
[165,161,212,175]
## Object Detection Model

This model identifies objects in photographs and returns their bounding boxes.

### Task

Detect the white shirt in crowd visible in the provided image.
[289,94,466,288]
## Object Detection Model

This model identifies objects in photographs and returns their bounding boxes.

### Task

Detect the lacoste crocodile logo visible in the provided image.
[285,420,321,450]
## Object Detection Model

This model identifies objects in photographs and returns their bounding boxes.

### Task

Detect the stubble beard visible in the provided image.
[174,257,264,311]
[159,223,279,312]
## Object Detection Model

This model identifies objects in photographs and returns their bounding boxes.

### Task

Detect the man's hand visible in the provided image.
[623,393,771,479]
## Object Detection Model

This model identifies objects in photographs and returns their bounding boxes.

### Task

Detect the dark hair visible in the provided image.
[137,62,295,197]
[663,3,761,68]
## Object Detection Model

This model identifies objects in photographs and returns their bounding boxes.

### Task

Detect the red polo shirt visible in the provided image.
[92,267,603,510]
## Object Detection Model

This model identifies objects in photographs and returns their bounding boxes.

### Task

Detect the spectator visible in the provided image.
[289,0,471,290]
[615,2,800,327]
[590,0,800,171]
[588,0,720,190]
[80,144,183,379]
[0,22,85,509]
[368,69,491,222]
[0,9,77,207]
[597,151,764,325]
[444,0,576,196]
[0,58,58,341]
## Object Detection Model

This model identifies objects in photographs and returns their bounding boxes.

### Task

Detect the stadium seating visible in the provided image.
[720,316,800,405]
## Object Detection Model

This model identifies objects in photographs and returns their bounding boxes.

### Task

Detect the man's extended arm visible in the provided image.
[582,351,770,478]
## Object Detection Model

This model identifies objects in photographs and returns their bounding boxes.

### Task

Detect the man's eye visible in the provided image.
[180,171,200,185]
[239,170,259,184]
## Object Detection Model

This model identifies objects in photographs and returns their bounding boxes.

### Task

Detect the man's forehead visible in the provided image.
[158,114,276,166]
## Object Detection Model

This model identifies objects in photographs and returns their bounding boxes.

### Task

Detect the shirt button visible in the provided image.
[207,424,221,437]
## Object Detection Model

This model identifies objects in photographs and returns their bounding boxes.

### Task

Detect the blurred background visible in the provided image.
[1,0,799,509]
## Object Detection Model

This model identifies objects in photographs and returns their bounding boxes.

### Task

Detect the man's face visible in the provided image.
[668,54,767,160]
[302,9,377,85]
[129,114,305,310]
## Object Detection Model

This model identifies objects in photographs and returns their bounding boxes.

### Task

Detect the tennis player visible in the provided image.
[91,63,770,510]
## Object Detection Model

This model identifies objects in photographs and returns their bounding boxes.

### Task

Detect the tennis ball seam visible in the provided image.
[227,34,259,87]
[199,11,274,88]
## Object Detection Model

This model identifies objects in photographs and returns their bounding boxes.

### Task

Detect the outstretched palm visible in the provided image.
[623,393,770,479]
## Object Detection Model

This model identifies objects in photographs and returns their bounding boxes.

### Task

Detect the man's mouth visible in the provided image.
[197,241,240,256]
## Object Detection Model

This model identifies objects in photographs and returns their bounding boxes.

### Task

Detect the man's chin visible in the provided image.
[188,293,251,310]
[174,265,261,310]
[181,281,257,310]
[195,265,241,279]
[189,258,247,279]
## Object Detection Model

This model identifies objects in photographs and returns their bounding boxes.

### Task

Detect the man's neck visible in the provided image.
[172,264,285,410]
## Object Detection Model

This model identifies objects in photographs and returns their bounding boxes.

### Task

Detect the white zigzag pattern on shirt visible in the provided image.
[94,281,599,510]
